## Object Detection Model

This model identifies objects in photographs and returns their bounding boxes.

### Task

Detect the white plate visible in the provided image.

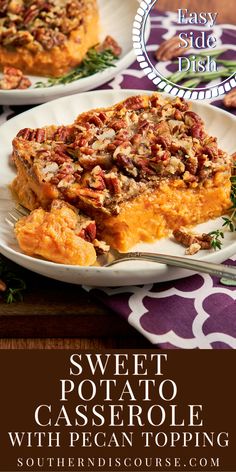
[0,89,236,287]
[0,0,142,106]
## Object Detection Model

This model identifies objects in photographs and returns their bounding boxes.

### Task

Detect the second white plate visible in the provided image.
[0,0,142,105]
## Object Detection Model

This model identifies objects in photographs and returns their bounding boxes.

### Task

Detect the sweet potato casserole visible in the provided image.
[11,93,232,264]
[0,0,99,77]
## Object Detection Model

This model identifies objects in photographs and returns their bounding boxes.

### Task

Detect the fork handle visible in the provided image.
[110,252,236,281]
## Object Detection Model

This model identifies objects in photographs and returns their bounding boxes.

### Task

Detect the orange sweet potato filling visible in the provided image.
[15,203,96,266]
[97,176,231,252]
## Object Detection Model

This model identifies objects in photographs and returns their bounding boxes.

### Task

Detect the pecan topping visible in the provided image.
[3,30,34,47]
[12,93,232,217]
[185,156,198,175]
[110,119,126,131]
[203,138,218,161]
[104,172,121,194]
[184,111,205,139]
[0,66,31,90]
[173,227,212,255]
[155,36,190,62]
[184,111,203,127]
[77,188,105,208]
[55,126,74,143]
[23,4,40,24]
[122,96,146,111]
[53,147,71,165]
[87,166,106,191]
[35,129,46,143]
[16,127,46,141]
[78,221,97,242]
[33,27,65,50]
[16,127,32,139]
[87,115,104,127]
[0,0,88,51]
[223,88,236,108]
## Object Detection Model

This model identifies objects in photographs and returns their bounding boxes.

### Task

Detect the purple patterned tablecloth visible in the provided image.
[92,11,236,349]
[1,11,236,349]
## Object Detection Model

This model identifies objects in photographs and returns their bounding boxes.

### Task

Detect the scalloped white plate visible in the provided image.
[0,0,145,105]
[0,89,236,286]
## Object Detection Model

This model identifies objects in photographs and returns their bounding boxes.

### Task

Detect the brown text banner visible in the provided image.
[0,350,235,472]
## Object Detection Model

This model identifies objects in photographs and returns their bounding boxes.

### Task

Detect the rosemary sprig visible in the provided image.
[220,174,236,233]
[0,257,26,303]
[35,48,118,88]
[209,164,236,250]
[167,70,191,84]
[209,230,224,250]
[181,78,202,88]
[222,215,236,232]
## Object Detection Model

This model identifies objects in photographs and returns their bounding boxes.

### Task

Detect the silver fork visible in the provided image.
[105,250,236,282]
[5,204,30,228]
[6,205,236,281]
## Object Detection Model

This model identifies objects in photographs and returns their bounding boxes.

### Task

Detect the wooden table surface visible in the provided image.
[0,258,151,349]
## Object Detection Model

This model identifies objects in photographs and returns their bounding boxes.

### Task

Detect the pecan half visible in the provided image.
[16,127,46,141]
[104,172,121,194]
[88,166,106,191]
[155,36,190,62]
[18,76,32,89]
[78,221,97,242]
[35,129,46,143]
[184,111,205,139]
[16,127,32,139]
[223,88,236,108]
[122,96,146,111]
[23,4,40,24]
[77,188,105,208]
[97,35,122,57]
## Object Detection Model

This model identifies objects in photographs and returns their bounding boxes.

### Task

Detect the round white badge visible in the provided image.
[133,0,236,100]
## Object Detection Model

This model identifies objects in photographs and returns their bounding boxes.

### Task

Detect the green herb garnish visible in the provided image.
[0,257,26,303]
[208,164,236,250]
[35,48,118,88]
[220,170,236,232]
[209,230,224,250]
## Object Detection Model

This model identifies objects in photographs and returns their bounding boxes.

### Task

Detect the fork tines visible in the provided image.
[5,204,29,227]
